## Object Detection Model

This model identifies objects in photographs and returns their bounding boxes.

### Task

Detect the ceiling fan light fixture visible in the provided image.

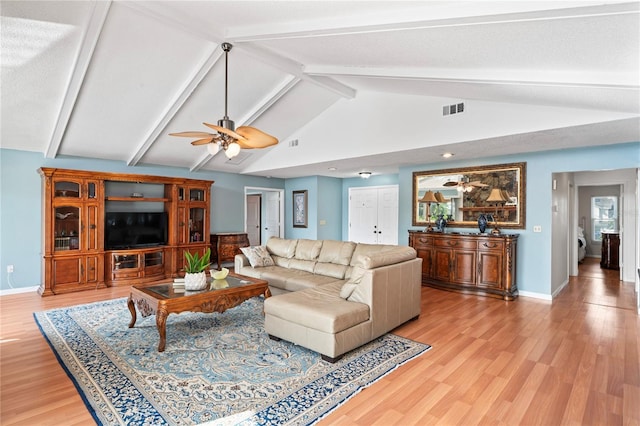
[225,142,241,158]
[206,142,220,155]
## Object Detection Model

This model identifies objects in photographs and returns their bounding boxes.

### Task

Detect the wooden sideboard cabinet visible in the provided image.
[210,232,250,269]
[409,230,519,300]
[600,231,620,270]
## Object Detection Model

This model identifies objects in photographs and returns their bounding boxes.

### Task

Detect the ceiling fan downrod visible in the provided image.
[218,42,235,133]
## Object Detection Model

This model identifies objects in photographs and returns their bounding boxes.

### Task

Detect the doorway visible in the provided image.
[558,168,638,312]
[244,187,285,245]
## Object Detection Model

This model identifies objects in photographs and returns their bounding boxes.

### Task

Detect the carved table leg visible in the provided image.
[127,294,137,328]
[264,287,272,299]
[156,309,168,352]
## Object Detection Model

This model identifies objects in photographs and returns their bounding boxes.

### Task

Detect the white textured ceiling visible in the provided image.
[1,1,638,178]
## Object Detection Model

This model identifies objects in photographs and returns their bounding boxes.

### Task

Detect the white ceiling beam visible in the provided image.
[127,46,223,166]
[305,66,640,90]
[45,1,111,159]
[227,2,639,42]
[237,75,300,126]
[235,43,356,99]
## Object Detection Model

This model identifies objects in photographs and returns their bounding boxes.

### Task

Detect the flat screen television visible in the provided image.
[105,211,168,250]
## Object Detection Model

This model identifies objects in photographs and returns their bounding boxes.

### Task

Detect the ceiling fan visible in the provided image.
[443,177,488,192]
[169,42,278,158]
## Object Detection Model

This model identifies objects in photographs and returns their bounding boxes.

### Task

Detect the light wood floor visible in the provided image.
[1,258,638,425]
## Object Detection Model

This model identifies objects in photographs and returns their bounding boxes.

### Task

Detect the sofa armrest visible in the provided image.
[354,247,417,269]
[235,253,250,270]
[348,257,422,339]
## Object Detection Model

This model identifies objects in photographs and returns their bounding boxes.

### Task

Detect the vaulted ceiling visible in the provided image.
[2,1,638,178]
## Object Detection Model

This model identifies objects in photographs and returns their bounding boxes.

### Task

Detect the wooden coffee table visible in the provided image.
[127,272,270,352]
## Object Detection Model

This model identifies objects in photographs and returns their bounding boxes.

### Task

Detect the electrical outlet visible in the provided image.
[533,226,542,233]
[7,265,14,273]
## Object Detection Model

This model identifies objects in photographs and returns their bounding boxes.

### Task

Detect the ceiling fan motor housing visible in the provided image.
[217,117,235,131]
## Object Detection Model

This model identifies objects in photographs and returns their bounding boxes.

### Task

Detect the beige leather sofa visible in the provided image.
[235,237,422,362]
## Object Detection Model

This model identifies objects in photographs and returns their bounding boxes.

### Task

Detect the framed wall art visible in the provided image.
[293,190,308,228]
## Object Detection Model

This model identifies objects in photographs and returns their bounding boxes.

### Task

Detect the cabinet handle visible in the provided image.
[90,224,96,230]
[448,241,457,246]
[180,222,185,227]
[483,242,497,248]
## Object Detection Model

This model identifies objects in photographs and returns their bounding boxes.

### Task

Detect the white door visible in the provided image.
[348,186,399,244]
[265,191,281,242]
[246,194,261,246]
[349,188,378,243]
[377,187,399,244]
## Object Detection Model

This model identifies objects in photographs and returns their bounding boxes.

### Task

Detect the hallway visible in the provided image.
[576,257,636,311]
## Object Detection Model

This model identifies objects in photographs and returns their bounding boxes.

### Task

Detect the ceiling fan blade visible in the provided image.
[236,126,279,148]
[443,181,459,187]
[169,131,215,138]
[469,181,488,187]
[191,138,215,146]
[202,122,248,142]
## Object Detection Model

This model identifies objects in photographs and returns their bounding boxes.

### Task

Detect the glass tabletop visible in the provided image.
[145,275,259,299]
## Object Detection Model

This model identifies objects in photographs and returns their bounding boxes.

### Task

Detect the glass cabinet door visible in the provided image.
[189,208,204,242]
[54,206,80,251]
[54,181,81,198]
[189,188,205,201]
[144,251,163,267]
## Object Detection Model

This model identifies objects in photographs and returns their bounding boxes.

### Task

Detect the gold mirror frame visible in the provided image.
[412,162,526,229]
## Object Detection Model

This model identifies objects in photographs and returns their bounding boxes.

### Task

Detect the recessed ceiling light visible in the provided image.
[442,153,454,158]
[328,167,337,171]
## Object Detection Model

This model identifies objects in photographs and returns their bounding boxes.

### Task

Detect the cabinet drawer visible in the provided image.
[413,236,433,247]
[112,269,141,279]
[478,240,504,251]
[144,264,165,277]
[433,238,476,249]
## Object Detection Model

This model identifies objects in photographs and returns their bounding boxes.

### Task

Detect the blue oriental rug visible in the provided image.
[34,297,430,425]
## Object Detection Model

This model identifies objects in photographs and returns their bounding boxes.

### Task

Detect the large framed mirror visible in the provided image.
[412,162,526,229]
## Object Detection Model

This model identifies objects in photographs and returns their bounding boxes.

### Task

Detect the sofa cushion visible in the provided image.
[239,246,274,268]
[288,258,316,273]
[318,240,356,265]
[314,262,348,279]
[350,244,416,269]
[264,283,370,334]
[295,239,323,260]
[266,237,297,259]
[261,268,342,292]
[339,266,366,299]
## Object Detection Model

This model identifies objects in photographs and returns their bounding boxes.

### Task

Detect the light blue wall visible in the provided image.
[0,149,283,290]
[2,142,638,296]
[317,176,342,240]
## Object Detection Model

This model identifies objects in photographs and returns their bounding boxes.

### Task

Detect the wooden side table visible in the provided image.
[210,232,250,269]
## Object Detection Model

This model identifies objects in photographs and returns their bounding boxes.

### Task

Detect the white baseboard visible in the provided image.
[0,286,39,297]
[518,290,552,301]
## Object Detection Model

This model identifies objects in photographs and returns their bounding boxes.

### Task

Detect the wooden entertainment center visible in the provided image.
[38,168,214,296]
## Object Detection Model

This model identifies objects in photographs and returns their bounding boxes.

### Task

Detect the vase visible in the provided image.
[477,214,488,233]
[435,214,447,232]
[185,271,208,291]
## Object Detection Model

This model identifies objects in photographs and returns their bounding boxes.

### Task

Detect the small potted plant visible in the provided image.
[183,248,211,291]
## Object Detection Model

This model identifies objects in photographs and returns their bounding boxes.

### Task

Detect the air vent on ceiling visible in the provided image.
[443,102,465,116]
[288,139,299,147]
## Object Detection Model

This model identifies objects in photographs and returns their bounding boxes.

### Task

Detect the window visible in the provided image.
[591,196,618,241]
